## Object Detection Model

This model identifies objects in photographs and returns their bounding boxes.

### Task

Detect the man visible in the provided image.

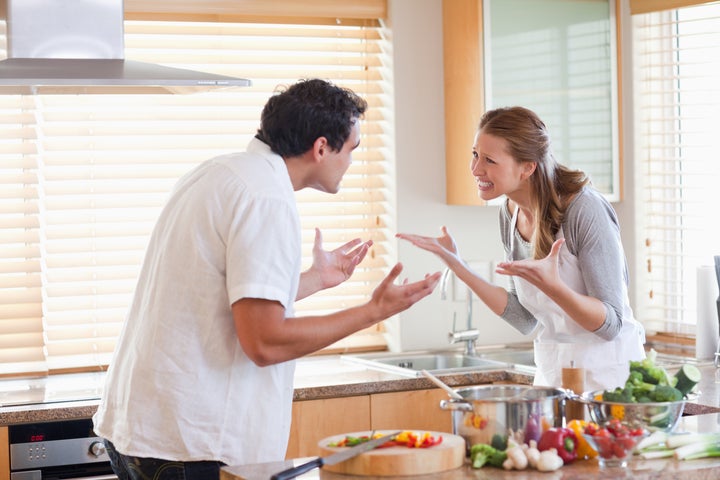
[93,78,441,479]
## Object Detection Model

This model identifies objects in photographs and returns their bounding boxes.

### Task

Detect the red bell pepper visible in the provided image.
[537,427,578,464]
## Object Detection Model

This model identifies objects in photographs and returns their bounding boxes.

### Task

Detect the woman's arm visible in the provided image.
[496,189,627,337]
[564,189,628,339]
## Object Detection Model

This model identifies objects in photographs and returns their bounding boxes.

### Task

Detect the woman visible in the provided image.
[397,106,645,391]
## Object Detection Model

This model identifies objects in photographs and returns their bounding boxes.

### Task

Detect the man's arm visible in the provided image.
[234,263,441,366]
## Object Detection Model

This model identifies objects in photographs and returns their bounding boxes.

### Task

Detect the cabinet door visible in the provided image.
[0,426,8,480]
[370,389,453,433]
[286,396,370,459]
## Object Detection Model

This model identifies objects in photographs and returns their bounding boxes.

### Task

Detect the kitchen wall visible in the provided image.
[387,0,638,351]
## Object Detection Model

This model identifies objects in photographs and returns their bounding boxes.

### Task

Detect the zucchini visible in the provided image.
[674,364,701,396]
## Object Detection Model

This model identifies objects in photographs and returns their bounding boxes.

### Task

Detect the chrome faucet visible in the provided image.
[440,267,479,356]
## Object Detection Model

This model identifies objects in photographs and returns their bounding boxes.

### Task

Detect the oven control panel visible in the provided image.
[10,437,109,470]
[9,419,110,471]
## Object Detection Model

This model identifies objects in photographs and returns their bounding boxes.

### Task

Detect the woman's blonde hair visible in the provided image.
[479,106,589,259]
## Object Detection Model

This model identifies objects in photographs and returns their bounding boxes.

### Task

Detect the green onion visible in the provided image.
[639,449,675,459]
[674,440,720,460]
[666,432,720,450]
[636,430,668,451]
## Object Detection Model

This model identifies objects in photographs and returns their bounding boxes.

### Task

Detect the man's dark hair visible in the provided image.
[256,78,368,158]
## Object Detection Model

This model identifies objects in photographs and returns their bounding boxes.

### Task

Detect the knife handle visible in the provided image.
[270,457,324,480]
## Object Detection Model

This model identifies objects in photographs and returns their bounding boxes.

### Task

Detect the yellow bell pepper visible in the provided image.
[567,419,598,459]
[610,405,625,420]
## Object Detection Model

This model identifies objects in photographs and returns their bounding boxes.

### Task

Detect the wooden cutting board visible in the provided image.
[317,431,465,476]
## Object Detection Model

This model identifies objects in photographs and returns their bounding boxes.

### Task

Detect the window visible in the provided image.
[0,4,392,376]
[633,1,720,343]
[484,0,620,199]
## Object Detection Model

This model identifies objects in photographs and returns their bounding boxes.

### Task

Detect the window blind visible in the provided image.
[0,17,392,375]
[0,96,45,374]
[633,2,720,336]
[485,0,619,198]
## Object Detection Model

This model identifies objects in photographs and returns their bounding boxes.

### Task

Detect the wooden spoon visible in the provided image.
[420,369,465,400]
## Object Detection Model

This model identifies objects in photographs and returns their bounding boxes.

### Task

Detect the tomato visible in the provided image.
[596,438,614,458]
[583,423,599,435]
[594,428,611,438]
[612,442,628,458]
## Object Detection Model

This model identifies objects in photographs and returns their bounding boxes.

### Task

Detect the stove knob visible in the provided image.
[89,440,107,457]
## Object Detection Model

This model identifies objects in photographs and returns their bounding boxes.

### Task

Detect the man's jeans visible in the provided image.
[104,439,225,480]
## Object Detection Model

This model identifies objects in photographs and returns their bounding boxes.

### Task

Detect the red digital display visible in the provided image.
[30,434,45,442]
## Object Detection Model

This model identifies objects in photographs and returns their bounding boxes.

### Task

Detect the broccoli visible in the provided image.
[629,350,676,386]
[601,349,697,404]
[625,371,659,395]
[626,370,644,384]
[490,433,508,451]
[647,385,683,402]
[470,443,508,468]
[602,387,634,403]
[629,362,667,385]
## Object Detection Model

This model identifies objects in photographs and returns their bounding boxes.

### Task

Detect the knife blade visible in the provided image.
[270,431,400,480]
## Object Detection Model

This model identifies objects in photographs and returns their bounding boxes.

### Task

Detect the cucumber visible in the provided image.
[674,364,701,396]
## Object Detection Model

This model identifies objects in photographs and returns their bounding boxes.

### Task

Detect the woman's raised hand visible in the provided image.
[495,238,565,293]
[396,226,460,264]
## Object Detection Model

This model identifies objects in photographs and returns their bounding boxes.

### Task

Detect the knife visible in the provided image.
[270,431,400,480]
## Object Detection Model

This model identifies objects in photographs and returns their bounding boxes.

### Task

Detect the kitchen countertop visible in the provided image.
[2,353,720,425]
[2,353,720,421]
[2,351,720,478]
[221,451,720,480]
[0,355,535,425]
[219,357,720,480]
[222,412,720,480]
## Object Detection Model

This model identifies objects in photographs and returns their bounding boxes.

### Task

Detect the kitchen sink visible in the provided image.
[342,346,536,377]
[478,349,536,367]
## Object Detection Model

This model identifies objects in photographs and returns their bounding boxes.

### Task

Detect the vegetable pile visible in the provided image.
[327,431,443,449]
[469,427,576,472]
[601,349,701,403]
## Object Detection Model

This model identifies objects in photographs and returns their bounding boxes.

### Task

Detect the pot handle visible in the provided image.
[439,398,473,412]
[563,388,590,404]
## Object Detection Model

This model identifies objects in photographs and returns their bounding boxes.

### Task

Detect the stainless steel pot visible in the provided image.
[439,385,568,452]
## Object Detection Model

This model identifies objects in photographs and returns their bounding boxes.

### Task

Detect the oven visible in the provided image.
[9,418,116,480]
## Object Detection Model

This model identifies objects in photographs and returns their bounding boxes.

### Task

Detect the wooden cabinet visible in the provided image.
[370,389,452,433]
[286,395,371,459]
[286,389,453,459]
[0,426,8,480]
[442,0,484,206]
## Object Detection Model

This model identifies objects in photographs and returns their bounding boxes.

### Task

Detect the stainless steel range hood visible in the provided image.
[0,0,251,94]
